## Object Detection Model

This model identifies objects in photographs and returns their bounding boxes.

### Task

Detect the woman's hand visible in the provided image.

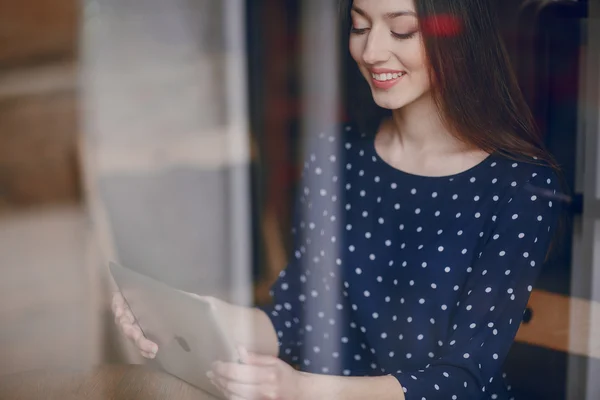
[111,291,158,359]
[209,347,305,400]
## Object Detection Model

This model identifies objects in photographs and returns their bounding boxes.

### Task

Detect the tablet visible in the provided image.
[109,261,240,398]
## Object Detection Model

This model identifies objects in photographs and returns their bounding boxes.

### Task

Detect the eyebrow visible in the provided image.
[351,6,416,19]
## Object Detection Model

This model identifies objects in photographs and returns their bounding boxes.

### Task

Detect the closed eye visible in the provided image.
[350,27,369,34]
[351,28,417,40]
[391,31,417,40]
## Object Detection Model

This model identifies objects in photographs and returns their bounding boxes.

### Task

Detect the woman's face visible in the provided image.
[348,0,431,111]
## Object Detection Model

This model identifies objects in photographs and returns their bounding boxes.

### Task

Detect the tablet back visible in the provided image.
[109,261,239,398]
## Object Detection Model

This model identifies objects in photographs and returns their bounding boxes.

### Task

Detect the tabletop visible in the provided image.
[0,364,218,400]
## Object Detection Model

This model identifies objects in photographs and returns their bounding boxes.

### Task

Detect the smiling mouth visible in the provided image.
[369,71,406,89]
[371,72,406,81]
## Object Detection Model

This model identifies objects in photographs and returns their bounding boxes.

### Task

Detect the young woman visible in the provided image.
[113,0,564,399]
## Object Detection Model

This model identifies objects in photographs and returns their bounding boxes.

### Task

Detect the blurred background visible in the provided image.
[0,0,598,399]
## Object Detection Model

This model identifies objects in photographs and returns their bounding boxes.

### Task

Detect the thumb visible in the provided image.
[240,347,278,366]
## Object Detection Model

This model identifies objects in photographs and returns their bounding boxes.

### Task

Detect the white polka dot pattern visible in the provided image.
[258,124,562,399]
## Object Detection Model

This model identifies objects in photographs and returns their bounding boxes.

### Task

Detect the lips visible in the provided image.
[369,69,406,90]
[371,71,406,81]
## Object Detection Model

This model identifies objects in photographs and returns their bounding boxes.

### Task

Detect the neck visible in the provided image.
[388,93,462,154]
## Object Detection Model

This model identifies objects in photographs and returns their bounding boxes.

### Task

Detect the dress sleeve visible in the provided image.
[257,196,307,365]
[257,130,342,366]
[393,170,563,399]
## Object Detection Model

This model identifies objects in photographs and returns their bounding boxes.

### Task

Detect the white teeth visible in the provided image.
[372,72,404,81]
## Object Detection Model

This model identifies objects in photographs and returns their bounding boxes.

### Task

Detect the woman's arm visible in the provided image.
[387,170,563,399]
[299,372,405,400]
[210,348,407,400]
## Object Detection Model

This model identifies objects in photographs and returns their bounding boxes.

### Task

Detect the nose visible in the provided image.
[361,28,389,65]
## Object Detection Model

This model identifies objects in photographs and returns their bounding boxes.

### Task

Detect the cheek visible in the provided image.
[398,42,431,89]
[398,40,428,71]
[415,48,432,90]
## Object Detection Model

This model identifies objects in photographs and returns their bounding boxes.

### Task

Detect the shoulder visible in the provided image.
[302,121,372,163]
[461,153,566,230]
[485,154,565,226]
[306,120,369,144]
[485,153,562,195]
[299,122,361,183]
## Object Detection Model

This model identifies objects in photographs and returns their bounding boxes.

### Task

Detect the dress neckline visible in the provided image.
[367,134,494,182]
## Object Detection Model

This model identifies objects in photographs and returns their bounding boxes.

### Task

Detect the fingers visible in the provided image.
[116,307,134,324]
[111,292,125,317]
[111,294,137,329]
[129,324,158,355]
[118,317,158,358]
[112,292,130,326]
[244,352,279,367]
[210,353,291,400]
[111,292,158,359]
[208,371,253,400]
[219,380,262,400]
[116,309,134,328]
[136,335,158,355]
[211,375,275,400]
[213,362,275,385]
[119,318,138,342]
[123,308,135,323]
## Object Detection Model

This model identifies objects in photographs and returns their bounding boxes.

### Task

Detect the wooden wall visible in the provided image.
[0,0,78,67]
[0,0,80,209]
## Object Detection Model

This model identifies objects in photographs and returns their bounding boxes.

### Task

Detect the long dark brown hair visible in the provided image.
[339,0,558,170]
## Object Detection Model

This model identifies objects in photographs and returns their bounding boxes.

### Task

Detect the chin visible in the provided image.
[370,87,431,111]
[370,90,411,110]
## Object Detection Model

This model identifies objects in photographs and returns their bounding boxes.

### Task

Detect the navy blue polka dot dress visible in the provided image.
[259,123,562,400]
